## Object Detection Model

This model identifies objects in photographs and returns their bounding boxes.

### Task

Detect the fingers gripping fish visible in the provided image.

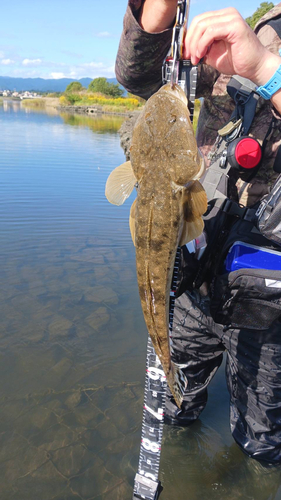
[105,84,207,408]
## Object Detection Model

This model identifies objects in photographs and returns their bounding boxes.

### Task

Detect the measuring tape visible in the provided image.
[133,249,181,500]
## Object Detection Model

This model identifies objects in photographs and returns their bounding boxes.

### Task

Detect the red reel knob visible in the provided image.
[227,137,262,179]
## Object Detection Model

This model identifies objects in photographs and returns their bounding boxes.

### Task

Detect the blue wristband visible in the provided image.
[256,64,281,100]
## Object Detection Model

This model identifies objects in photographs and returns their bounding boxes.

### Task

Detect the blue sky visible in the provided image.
[0,0,274,80]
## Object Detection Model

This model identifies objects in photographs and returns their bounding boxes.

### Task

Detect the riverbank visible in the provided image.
[21,97,60,109]
[21,95,201,124]
[21,96,141,117]
[58,104,140,117]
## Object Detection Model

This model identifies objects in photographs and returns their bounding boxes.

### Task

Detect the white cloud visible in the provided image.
[22,58,42,66]
[50,72,67,79]
[81,62,104,69]
[96,31,111,37]
[66,62,115,80]
[1,58,14,65]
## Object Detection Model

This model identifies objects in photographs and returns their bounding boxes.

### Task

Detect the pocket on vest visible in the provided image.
[210,269,281,330]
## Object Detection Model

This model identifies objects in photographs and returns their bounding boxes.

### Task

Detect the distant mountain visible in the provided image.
[0,76,121,93]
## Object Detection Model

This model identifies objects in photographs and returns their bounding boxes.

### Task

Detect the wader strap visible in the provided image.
[202,139,232,201]
[227,76,260,135]
[201,162,230,200]
[221,199,256,222]
[204,197,257,222]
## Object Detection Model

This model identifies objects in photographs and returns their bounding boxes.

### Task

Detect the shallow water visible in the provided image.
[0,101,281,500]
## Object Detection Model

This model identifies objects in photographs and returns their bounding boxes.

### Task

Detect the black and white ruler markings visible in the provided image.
[133,249,181,500]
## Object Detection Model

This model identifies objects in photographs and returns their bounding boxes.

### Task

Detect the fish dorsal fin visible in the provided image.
[105,161,136,206]
[179,181,207,246]
[129,199,136,246]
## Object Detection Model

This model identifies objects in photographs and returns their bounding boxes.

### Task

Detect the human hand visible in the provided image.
[184,7,281,87]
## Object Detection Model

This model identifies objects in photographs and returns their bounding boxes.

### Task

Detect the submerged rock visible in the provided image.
[48,315,73,338]
[86,307,110,330]
[84,285,118,305]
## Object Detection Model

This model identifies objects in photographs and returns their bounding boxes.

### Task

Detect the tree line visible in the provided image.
[65,77,123,98]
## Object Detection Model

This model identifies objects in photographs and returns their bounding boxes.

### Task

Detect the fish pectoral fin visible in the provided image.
[183,180,208,219]
[105,161,137,206]
[129,199,136,246]
[179,217,204,246]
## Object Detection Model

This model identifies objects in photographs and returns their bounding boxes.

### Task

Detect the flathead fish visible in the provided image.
[105,84,207,408]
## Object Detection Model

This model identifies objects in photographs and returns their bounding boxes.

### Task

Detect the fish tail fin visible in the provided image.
[167,363,188,409]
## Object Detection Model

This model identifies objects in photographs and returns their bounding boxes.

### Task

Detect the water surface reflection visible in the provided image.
[0,101,280,500]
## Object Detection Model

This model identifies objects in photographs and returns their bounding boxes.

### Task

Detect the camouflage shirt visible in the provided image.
[116,2,281,206]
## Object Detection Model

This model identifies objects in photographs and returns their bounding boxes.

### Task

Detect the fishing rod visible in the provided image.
[133,1,199,499]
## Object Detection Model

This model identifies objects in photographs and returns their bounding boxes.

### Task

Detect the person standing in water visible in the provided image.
[116,1,281,464]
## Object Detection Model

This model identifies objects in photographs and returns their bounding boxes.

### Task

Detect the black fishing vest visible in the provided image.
[176,15,281,298]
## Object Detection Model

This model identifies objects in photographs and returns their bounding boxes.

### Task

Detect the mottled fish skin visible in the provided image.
[130,84,204,407]
[135,172,184,373]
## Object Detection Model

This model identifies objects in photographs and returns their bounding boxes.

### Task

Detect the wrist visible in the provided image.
[253,52,281,87]
[139,0,178,33]
[253,52,281,108]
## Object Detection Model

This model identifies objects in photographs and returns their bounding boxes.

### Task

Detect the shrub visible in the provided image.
[65,81,85,93]
[65,93,81,105]
[59,95,70,106]
[88,77,124,97]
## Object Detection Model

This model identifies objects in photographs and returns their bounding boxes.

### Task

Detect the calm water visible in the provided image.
[1,100,281,500]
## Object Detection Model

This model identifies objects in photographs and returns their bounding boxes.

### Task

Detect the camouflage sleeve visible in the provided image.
[196,63,220,98]
[115,2,173,99]
[115,1,218,99]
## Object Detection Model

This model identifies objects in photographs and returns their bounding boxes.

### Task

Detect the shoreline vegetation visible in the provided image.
[21,94,201,132]
[22,78,145,115]
[18,76,201,131]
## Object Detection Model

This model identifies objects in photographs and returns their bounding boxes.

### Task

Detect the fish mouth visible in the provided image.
[161,83,187,106]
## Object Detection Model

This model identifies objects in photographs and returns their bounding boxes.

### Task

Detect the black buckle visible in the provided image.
[222,199,247,217]
[222,199,256,222]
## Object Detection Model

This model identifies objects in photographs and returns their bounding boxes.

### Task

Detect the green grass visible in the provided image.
[60,92,144,112]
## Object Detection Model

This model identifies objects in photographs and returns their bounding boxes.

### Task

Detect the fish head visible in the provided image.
[160,84,204,185]
[129,83,205,186]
